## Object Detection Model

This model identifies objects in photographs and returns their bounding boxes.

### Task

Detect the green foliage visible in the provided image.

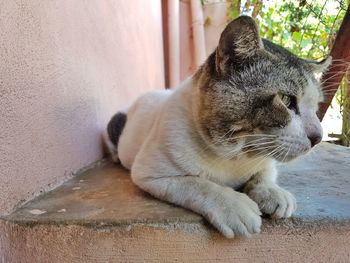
[227,0,242,19]
[227,0,347,60]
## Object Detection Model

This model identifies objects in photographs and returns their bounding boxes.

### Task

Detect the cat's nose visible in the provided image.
[308,134,322,147]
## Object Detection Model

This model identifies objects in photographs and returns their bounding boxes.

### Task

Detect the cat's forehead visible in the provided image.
[260,40,324,103]
[231,59,310,96]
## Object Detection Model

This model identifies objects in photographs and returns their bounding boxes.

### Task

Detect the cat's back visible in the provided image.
[118,89,173,169]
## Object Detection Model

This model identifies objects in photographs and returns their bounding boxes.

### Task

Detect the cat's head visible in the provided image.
[194,16,331,162]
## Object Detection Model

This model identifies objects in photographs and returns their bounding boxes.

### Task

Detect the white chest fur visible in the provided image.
[197,153,271,189]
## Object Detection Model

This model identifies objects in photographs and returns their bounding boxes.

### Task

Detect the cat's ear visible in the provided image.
[303,56,332,74]
[216,16,263,75]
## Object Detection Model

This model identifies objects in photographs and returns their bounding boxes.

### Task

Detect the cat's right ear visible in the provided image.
[215,16,263,76]
[303,56,332,74]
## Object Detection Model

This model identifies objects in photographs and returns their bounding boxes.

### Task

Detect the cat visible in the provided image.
[105,16,331,238]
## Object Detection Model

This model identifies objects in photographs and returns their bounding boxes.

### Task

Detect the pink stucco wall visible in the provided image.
[0,0,164,215]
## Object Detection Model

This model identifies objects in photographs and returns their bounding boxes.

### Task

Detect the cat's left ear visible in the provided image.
[216,16,263,76]
[303,56,332,74]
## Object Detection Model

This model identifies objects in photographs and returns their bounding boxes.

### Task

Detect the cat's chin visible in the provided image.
[274,155,299,163]
[274,148,312,163]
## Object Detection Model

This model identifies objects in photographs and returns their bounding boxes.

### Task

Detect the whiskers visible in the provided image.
[320,59,350,97]
[222,143,285,176]
[205,134,279,173]
[197,126,276,158]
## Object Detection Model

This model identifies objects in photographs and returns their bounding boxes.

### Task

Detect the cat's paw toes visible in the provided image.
[207,189,262,238]
[247,185,296,219]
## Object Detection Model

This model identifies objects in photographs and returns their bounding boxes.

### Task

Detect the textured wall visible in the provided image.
[0,0,164,215]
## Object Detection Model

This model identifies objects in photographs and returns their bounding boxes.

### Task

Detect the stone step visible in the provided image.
[1,142,350,262]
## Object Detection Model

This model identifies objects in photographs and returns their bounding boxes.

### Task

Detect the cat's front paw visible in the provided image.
[205,188,262,238]
[245,184,296,219]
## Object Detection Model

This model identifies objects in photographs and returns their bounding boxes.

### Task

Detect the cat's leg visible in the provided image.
[131,152,262,238]
[243,163,297,218]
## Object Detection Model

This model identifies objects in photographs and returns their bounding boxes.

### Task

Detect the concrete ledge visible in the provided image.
[1,219,350,262]
[1,142,350,262]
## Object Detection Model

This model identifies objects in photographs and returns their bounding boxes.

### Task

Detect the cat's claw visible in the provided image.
[246,184,297,219]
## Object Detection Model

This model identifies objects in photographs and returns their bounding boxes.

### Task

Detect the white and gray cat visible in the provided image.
[105,16,331,238]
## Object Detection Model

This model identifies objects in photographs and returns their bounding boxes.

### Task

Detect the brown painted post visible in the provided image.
[318,4,350,121]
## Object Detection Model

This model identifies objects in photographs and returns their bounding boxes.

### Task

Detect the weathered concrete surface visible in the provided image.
[278,143,350,220]
[1,142,350,262]
[1,220,349,263]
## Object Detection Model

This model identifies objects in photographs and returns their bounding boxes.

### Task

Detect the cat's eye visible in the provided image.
[280,94,291,108]
[278,94,298,113]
